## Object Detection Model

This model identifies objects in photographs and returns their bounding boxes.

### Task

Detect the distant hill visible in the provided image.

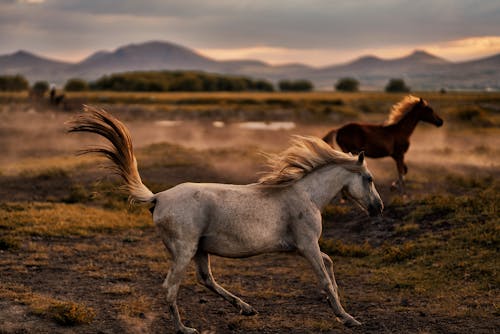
[313,50,462,89]
[0,41,498,90]
[70,41,221,79]
[0,50,70,82]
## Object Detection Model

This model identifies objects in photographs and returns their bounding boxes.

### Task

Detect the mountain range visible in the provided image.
[0,40,498,90]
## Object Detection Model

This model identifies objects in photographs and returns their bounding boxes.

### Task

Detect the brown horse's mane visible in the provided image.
[258,136,362,186]
[385,95,426,125]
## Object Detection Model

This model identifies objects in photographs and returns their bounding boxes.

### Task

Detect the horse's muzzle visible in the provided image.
[435,118,444,127]
[368,202,383,217]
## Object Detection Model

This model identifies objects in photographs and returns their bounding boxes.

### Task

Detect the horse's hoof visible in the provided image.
[177,326,199,334]
[390,182,399,192]
[340,316,362,327]
[240,305,257,316]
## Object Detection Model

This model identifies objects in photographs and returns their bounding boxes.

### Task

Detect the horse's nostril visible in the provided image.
[368,203,382,217]
[368,201,384,217]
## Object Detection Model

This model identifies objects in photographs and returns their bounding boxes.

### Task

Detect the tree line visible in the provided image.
[86,71,277,92]
[334,77,411,92]
[0,73,412,93]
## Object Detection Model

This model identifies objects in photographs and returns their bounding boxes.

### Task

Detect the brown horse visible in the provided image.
[322,95,443,192]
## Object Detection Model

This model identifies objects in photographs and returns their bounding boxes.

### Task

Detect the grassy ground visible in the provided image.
[2,91,499,125]
[0,92,498,333]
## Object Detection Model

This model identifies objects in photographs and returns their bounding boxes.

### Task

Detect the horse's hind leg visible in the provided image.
[300,244,361,327]
[194,250,257,316]
[163,246,199,334]
[391,155,406,193]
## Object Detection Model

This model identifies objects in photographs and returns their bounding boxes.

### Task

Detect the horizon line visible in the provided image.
[3,37,500,68]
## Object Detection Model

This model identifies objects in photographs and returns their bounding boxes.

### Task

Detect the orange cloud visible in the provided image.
[425,36,500,61]
[200,36,500,66]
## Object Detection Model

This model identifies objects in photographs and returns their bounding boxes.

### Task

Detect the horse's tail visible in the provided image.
[68,106,155,204]
[322,129,337,147]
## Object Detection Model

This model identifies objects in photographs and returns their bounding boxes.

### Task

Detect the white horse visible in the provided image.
[69,106,384,334]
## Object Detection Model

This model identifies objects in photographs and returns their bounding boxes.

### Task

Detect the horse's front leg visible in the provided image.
[300,244,361,327]
[194,250,257,316]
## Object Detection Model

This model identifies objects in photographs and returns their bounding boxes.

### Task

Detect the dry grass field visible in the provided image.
[0,91,498,333]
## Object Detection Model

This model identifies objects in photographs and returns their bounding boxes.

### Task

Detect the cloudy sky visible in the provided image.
[1,0,499,66]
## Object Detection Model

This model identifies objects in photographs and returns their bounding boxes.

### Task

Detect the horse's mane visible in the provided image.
[385,95,425,125]
[258,136,362,186]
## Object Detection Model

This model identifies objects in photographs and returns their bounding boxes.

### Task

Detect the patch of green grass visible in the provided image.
[394,223,420,235]
[390,176,498,229]
[369,218,498,295]
[405,195,456,223]
[320,238,372,257]
[345,176,499,308]
[379,241,421,263]
[322,204,352,220]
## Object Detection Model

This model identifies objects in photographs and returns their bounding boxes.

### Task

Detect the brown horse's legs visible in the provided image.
[391,155,406,193]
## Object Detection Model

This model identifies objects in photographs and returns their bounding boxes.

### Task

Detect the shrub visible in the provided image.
[31,81,49,96]
[0,74,29,91]
[64,78,89,91]
[385,78,411,92]
[279,79,314,91]
[335,77,359,92]
[253,79,274,92]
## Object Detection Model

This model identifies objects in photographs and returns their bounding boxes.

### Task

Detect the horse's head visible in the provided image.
[416,98,443,127]
[343,152,384,217]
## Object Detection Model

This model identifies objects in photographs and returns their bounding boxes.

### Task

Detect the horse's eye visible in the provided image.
[367,176,373,183]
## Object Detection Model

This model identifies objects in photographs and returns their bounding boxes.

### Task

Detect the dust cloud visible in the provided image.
[0,107,498,182]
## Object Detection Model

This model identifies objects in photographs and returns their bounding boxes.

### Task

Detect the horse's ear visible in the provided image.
[357,151,365,165]
[419,97,424,104]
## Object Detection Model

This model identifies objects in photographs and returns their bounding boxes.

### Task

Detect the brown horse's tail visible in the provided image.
[322,129,337,147]
[68,106,155,204]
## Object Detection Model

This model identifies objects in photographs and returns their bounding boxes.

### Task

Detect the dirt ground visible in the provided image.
[0,103,499,333]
